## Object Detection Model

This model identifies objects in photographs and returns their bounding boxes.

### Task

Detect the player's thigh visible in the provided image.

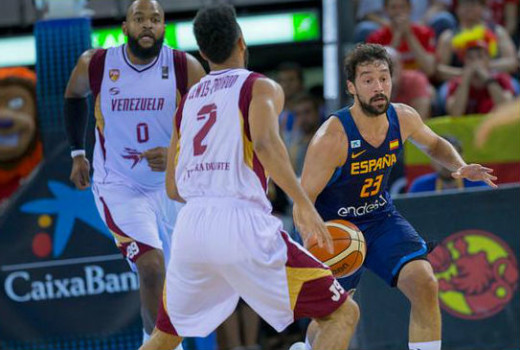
[364,211,428,287]
[163,259,239,338]
[224,231,348,332]
[92,183,162,263]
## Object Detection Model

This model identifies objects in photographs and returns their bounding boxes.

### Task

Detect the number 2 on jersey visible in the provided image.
[360,174,383,198]
[193,104,217,156]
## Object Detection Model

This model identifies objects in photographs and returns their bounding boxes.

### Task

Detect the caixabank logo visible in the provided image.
[429,229,519,320]
[0,180,140,338]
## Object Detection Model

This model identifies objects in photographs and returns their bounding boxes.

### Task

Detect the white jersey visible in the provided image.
[175,68,271,209]
[89,45,188,190]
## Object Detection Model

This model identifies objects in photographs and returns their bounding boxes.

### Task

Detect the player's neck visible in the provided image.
[125,45,157,65]
[209,57,245,73]
[349,103,389,139]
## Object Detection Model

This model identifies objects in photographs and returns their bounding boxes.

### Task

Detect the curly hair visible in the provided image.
[193,4,241,64]
[344,43,393,83]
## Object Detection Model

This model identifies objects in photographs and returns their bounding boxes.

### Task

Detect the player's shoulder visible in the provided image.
[315,116,348,147]
[79,48,104,64]
[250,74,282,97]
[392,103,422,123]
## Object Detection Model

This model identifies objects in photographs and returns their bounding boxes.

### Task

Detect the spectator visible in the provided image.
[436,0,518,81]
[386,46,434,119]
[276,62,305,136]
[408,135,489,192]
[354,0,455,42]
[446,40,514,116]
[484,0,519,38]
[286,93,322,176]
[367,0,437,77]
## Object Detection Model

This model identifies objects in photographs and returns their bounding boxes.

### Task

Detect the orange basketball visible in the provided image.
[307,219,366,278]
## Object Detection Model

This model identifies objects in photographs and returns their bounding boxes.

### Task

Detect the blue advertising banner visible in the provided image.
[0,144,141,349]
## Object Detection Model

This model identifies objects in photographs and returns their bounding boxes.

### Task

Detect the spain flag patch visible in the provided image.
[389,139,399,150]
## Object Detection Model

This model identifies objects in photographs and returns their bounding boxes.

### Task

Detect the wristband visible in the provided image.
[71,149,86,158]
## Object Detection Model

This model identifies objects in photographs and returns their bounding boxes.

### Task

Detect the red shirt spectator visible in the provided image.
[394,69,433,104]
[367,24,435,70]
[447,73,515,114]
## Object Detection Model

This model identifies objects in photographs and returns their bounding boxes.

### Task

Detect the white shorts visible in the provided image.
[92,182,179,265]
[156,198,347,337]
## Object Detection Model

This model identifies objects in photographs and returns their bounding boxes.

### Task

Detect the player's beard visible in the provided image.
[127,32,164,61]
[358,93,390,117]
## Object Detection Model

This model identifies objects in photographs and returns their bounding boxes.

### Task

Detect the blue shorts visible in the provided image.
[293,210,427,290]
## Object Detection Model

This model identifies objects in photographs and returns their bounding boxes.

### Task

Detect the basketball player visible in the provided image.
[63,0,205,345]
[297,44,497,350]
[139,4,359,350]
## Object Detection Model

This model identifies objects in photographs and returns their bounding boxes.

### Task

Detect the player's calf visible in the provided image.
[312,297,359,350]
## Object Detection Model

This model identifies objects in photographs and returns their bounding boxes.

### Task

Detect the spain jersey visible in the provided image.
[174,68,271,210]
[88,45,188,190]
[315,104,403,223]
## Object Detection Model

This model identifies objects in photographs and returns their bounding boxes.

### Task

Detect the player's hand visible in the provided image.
[141,147,168,172]
[452,164,498,188]
[70,155,90,190]
[293,199,333,253]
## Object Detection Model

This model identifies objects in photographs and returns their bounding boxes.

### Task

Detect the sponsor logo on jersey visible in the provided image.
[337,194,388,217]
[162,66,168,79]
[351,150,366,159]
[109,69,120,82]
[109,87,120,96]
[350,140,361,149]
[389,139,399,150]
[351,153,397,175]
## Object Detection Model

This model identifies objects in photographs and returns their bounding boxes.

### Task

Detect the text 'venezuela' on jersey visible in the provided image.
[88,44,188,190]
[314,104,403,223]
[174,68,272,210]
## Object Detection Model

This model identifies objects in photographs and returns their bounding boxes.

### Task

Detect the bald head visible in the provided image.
[126,0,164,21]
[123,0,165,61]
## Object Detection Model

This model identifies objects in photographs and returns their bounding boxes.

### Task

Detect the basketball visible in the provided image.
[306,219,366,278]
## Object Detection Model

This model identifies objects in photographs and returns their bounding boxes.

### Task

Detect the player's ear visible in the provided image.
[198,50,208,62]
[346,80,356,96]
[122,22,128,36]
[237,36,246,51]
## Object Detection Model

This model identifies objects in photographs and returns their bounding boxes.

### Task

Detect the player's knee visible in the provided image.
[327,297,359,330]
[403,268,439,304]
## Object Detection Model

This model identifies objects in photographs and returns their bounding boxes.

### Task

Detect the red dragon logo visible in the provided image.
[429,230,518,320]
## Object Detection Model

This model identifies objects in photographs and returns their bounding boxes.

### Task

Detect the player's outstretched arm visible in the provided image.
[249,78,332,252]
[64,49,98,190]
[300,117,348,204]
[475,98,520,148]
[398,103,498,187]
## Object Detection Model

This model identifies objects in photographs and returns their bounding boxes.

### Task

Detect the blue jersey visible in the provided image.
[315,104,403,224]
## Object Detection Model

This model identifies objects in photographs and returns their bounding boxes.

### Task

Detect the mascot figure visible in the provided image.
[0,67,43,203]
